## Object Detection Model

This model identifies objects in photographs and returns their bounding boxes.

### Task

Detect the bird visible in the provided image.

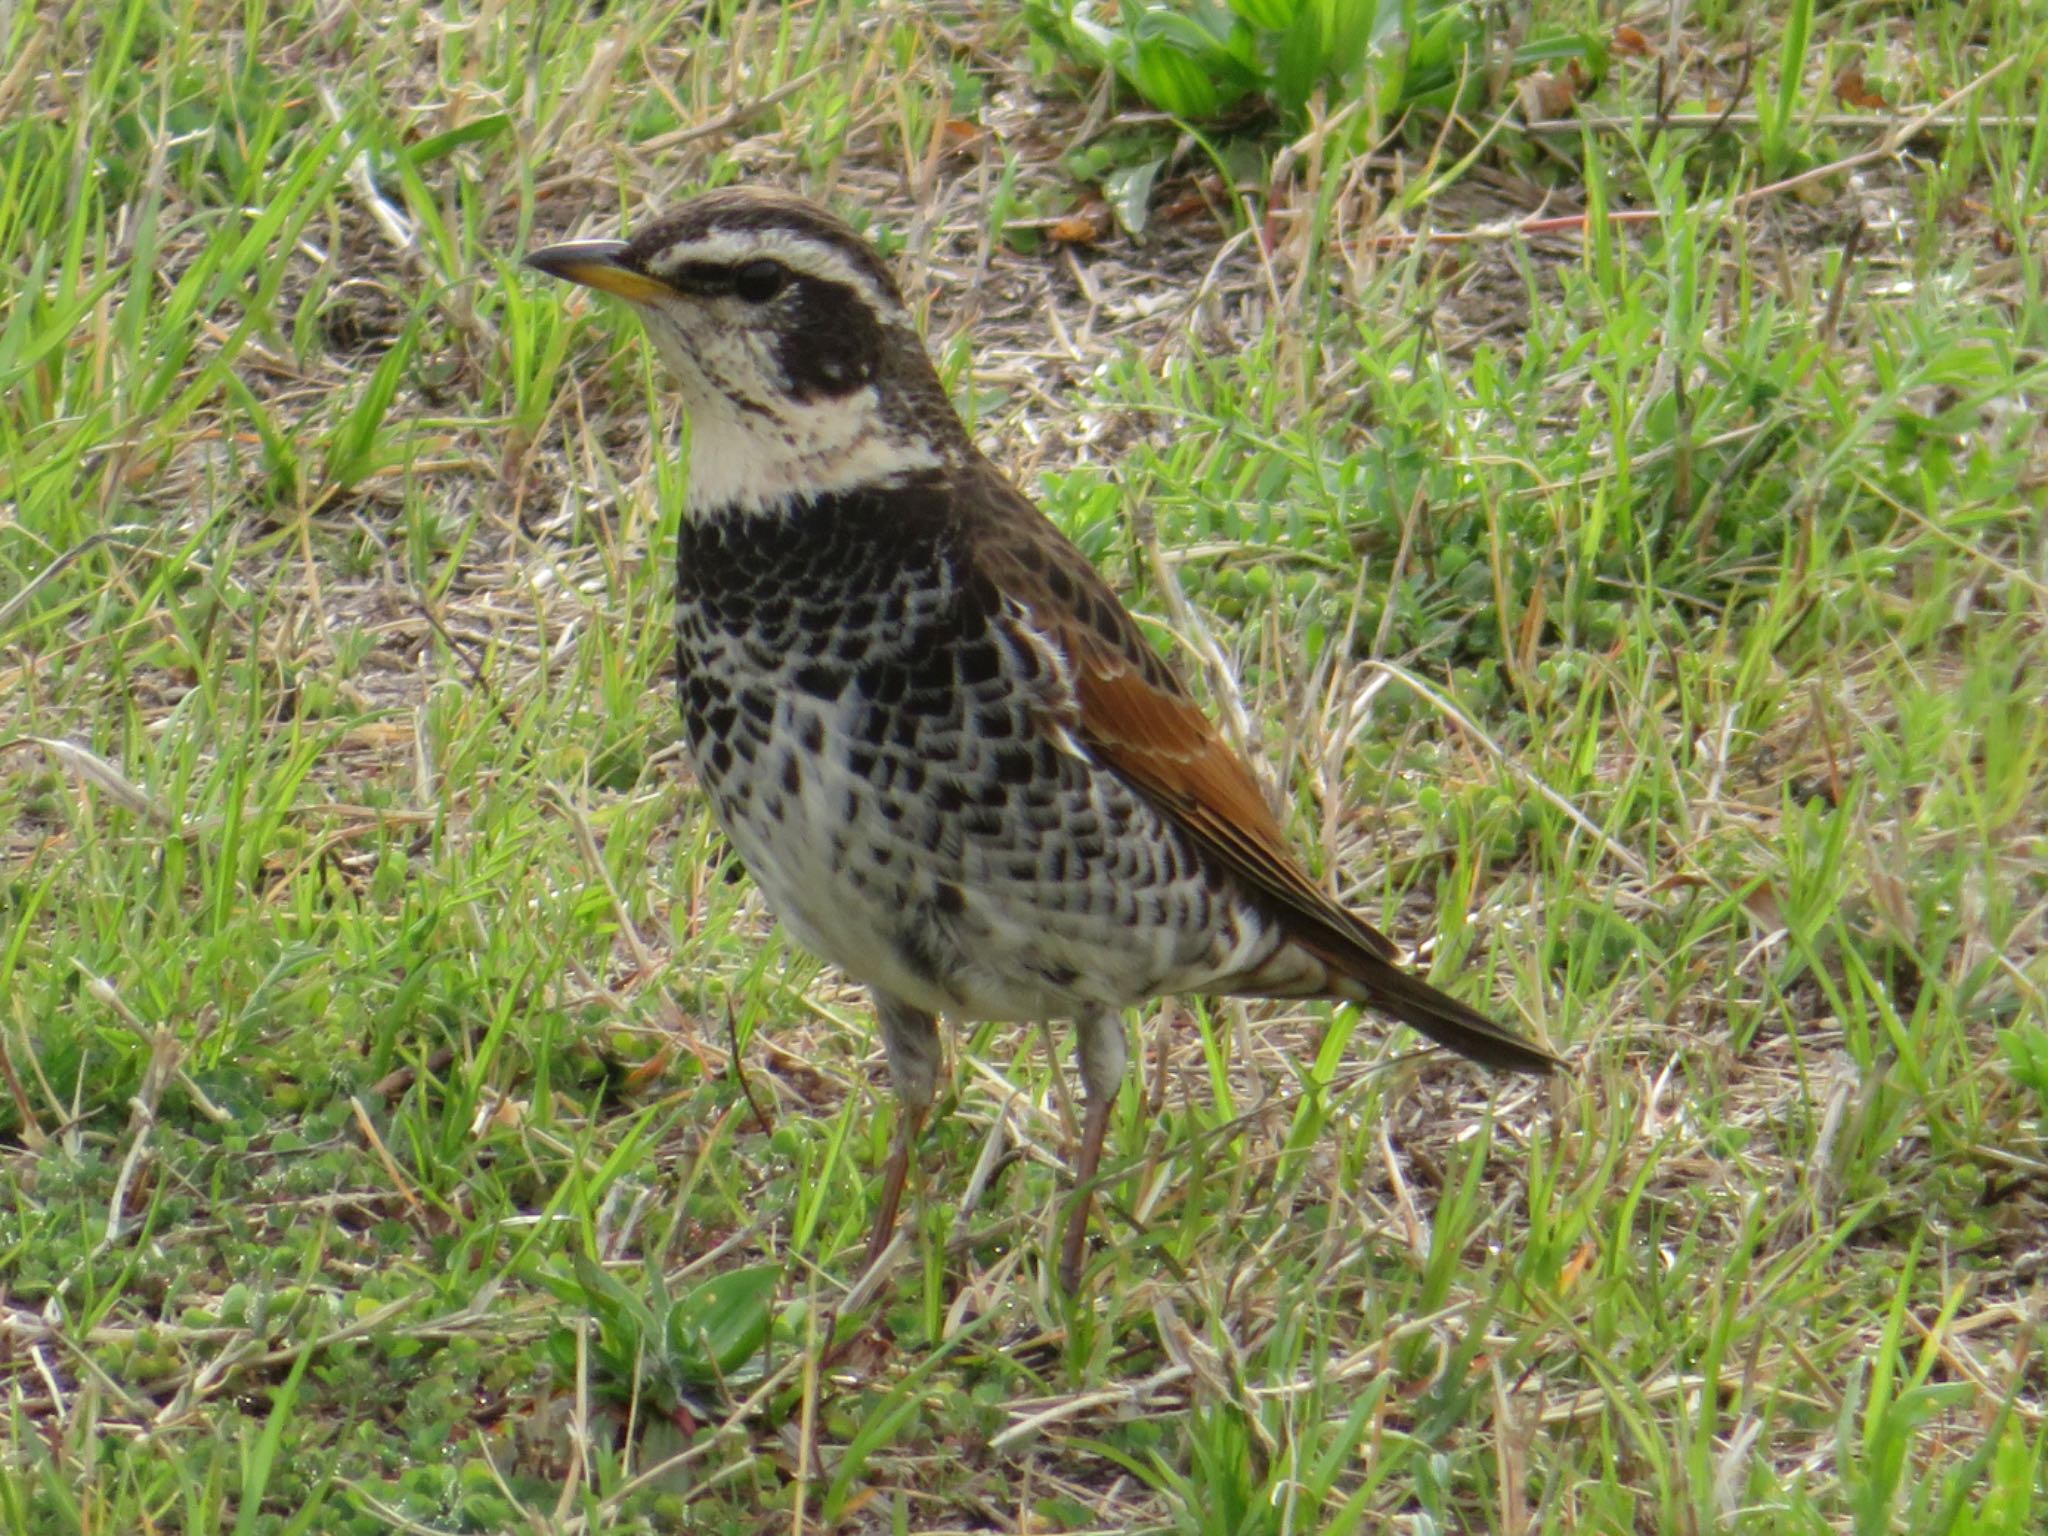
[525,188,1559,1291]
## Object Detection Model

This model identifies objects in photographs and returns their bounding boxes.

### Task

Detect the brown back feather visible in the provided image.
[964,465,1408,972]
[965,474,1559,1073]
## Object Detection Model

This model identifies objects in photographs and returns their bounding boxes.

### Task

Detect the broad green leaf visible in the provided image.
[1274,3,1326,113]
[568,1252,662,1337]
[1104,156,1164,235]
[1514,31,1608,73]
[668,1263,780,1378]
[1227,0,1299,31]
[406,113,511,167]
[1329,0,1384,76]
[1131,39,1226,118]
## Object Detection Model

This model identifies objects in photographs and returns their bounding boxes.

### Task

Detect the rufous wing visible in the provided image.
[969,471,1559,1075]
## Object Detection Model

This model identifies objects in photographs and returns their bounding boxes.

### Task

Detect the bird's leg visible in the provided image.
[867,1102,926,1271]
[865,993,941,1274]
[1059,1008,1128,1293]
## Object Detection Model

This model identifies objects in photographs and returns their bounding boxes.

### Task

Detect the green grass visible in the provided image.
[3,0,2045,1531]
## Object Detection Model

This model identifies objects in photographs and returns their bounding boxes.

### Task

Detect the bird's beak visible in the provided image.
[523,239,674,305]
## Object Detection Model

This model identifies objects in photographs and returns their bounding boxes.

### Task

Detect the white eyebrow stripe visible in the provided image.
[652,229,906,322]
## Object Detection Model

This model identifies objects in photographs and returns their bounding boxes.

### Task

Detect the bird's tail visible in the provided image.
[1328,952,1561,1075]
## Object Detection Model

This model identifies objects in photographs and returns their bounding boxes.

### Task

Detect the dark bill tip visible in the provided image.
[523,239,671,304]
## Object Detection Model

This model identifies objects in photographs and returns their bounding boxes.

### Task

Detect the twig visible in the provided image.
[350,1095,426,1217]
[75,967,179,1253]
[320,85,414,250]
[99,1060,168,1252]
[1670,352,1693,531]
[636,64,830,153]
[1381,60,2018,250]
[1853,470,2048,602]
[0,24,46,118]
[990,1364,1195,1451]
[558,790,658,975]
[1817,217,1866,348]
[0,1020,44,1150]
[1523,110,2035,136]
[1660,0,1685,133]
[726,997,773,1136]
[1128,487,1260,773]
[792,1291,819,1536]
[1363,207,1666,248]
[1705,48,1758,138]
[7,736,179,830]
[415,599,514,729]
[1724,58,2016,214]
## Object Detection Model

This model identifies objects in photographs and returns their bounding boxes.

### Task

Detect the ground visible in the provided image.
[1,2,2044,1532]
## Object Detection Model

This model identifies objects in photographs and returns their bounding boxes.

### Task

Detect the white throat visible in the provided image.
[640,302,945,517]
[680,384,943,515]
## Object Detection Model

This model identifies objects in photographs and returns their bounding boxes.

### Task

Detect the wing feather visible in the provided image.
[965,468,1558,1075]
[970,474,1400,968]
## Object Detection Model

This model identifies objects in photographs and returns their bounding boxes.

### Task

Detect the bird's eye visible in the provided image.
[733,260,787,304]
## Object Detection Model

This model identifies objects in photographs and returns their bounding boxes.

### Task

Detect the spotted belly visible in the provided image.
[671,488,1284,1023]
[682,660,1276,1022]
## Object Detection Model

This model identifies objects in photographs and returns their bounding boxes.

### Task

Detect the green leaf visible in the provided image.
[1062,10,1127,70]
[668,1263,780,1379]
[406,113,511,167]
[2001,1023,2048,1104]
[1131,38,1226,118]
[235,1343,320,1536]
[1274,3,1326,114]
[1763,0,1815,174]
[1228,0,1299,28]
[1333,0,1388,67]
[1131,8,1233,58]
[1410,3,1478,76]
[569,1252,663,1339]
[1104,156,1164,236]
[323,313,419,491]
[1513,30,1607,73]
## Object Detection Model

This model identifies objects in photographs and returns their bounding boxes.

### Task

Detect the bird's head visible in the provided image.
[526,187,966,516]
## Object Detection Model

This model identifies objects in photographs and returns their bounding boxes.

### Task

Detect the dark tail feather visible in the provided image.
[1332,956,1560,1075]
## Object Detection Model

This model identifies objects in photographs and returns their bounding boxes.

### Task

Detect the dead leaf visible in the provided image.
[1742,883,1785,935]
[621,1041,677,1093]
[1557,1240,1597,1292]
[1519,65,1581,120]
[1833,64,1888,110]
[1048,201,1113,245]
[470,1089,528,1136]
[1864,859,1919,947]
[343,721,413,749]
[937,117,983,155]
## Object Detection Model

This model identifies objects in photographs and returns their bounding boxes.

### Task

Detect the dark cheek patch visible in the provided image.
[774,278,881,400]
